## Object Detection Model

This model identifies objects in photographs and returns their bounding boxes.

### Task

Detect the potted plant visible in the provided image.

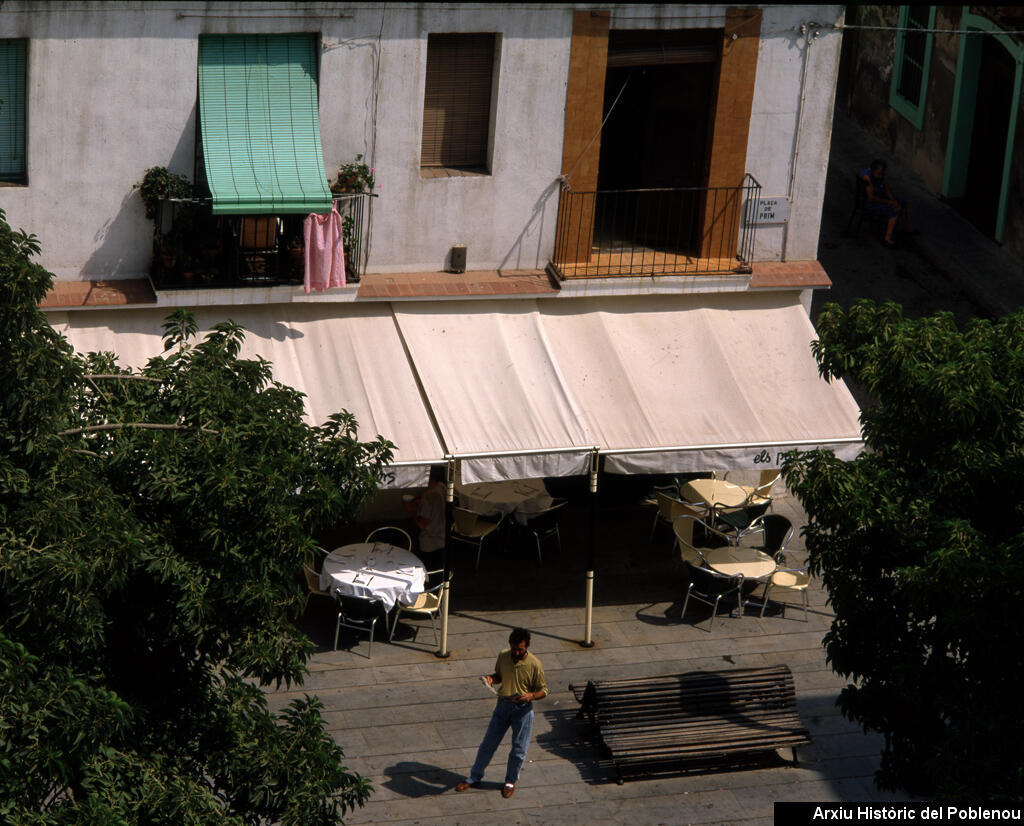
[331,154,374,194]
[137,166,194,224]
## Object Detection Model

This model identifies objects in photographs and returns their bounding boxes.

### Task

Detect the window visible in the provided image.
[421,33,496,172]
[0,39,27,184]
[889,6,936,130]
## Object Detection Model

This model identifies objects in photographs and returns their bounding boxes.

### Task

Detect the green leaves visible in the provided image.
[1,210,391,822]
[786,300,1024,800]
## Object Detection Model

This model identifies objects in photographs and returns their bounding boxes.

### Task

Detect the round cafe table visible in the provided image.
[319,542,427,612]
[680,478,749,511]
[455,478,553,522]
[704,545,777,581]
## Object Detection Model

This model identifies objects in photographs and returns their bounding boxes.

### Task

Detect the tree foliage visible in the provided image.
[0,207,394,823]
[783,299,1024,800]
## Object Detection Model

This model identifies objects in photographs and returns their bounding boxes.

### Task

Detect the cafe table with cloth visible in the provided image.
[456,478,554,523]
[319,542,426,612]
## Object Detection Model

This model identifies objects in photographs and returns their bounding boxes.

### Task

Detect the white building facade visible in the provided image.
[2,2,861,489]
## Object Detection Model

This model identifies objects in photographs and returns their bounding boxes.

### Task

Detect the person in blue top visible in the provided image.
[860,159,917,247]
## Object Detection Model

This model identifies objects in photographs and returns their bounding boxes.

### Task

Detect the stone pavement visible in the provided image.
[269,474,920,825]
[816,108,1024,324]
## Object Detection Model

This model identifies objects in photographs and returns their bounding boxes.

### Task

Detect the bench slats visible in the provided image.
[571,665,810,782]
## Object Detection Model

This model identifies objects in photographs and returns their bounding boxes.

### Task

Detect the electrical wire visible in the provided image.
[561,70,632,184]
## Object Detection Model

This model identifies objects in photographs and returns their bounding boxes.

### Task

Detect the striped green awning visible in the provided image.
[198,35,332,215]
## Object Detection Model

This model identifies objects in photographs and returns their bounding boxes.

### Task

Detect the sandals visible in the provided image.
[502,783,516,798]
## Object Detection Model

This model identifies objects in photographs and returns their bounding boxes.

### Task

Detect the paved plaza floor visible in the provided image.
[269,476,920,825]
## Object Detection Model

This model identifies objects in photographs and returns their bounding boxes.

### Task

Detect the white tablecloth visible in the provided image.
[456,478,553,521]
[319,542,427,611]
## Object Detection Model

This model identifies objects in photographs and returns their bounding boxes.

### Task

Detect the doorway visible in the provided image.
[595,31,717,254]
[943,15,1024,244]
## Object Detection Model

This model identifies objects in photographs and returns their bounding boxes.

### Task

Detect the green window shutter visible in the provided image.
[198,34,331,214]
[0,40,27,183]
[889,6,936,130]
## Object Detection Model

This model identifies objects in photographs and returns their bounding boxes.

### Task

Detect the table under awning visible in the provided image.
[197,34,332,215]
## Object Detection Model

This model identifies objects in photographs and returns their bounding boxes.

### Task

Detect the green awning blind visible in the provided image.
[0,39,27,183]
[198,34,331,215]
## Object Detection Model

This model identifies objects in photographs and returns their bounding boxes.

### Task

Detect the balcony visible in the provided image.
[549,175,760,280]
[149,194,370,290]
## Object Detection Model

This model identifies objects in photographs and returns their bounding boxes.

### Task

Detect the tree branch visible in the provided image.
[59,422,218,436]
[84,374,163,382]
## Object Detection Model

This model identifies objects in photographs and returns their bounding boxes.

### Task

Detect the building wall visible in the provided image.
[842,5,1024,263]
[0,2,843,283]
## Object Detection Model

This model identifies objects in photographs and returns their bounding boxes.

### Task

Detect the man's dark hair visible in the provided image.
[509,627,531,647]
[870,159,887,173]
[428,464,446,484]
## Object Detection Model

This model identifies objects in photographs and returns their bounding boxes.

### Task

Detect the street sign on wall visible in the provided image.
[747,196,791,225]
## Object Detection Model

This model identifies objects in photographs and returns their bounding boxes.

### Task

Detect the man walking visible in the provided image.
[455,628,547,799]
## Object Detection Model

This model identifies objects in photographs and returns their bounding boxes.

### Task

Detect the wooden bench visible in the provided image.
[569,665,811,783]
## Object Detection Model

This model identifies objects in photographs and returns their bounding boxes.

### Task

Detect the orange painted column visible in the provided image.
[557,11,610,267]
[701,8,761,262]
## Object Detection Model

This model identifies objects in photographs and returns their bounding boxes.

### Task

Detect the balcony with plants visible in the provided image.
[139,160,373,291]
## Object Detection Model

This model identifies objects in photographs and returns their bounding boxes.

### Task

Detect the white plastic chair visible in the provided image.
[365,526,413,551]
[389,570,448,644]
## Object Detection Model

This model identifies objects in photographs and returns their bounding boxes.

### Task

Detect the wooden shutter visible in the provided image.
[421,34,495,169]
[0,40,27,183]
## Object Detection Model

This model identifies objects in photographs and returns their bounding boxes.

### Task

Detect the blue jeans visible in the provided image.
[468,699,534,785]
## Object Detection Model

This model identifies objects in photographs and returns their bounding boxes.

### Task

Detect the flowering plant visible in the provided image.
[332,154,375,193]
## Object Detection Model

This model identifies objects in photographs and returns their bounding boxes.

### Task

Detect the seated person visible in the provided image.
[859,159,916,247]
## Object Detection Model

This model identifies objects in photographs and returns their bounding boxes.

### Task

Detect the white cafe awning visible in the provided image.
[393,294,863,483]
[48,292,862,487]
[51,304,445,488]
[539,293,864,474]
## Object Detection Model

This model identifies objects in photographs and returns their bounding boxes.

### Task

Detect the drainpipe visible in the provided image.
[581,447,600,648]
[436,456,455,659]
[782,21,822,262]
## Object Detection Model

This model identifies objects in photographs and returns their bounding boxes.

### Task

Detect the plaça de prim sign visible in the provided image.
[746,196,791,225]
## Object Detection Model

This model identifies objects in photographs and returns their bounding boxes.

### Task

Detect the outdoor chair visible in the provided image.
[389,570,448,644]
[743,513,794,559]
[673,514,731,566]
[681,558,743,631]
[650,490,705,547]
[334,593,387,658]
[713,499,771,535]
[234,215,281,281]
[521,501,568,566]
[740,470,781,507]
[302,564,333,603]
[450,506,502,569]
[365,526,413,551]
[760,564,810,621]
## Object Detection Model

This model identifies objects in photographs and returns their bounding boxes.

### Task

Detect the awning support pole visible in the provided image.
[581,447,599,648]
[436,456,455,659]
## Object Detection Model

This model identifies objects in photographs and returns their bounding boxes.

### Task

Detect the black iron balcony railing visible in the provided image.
[150,194,370,290]
[550,174,761,280]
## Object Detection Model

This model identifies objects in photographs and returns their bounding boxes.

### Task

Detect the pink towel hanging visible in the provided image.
[303,202,346,293]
